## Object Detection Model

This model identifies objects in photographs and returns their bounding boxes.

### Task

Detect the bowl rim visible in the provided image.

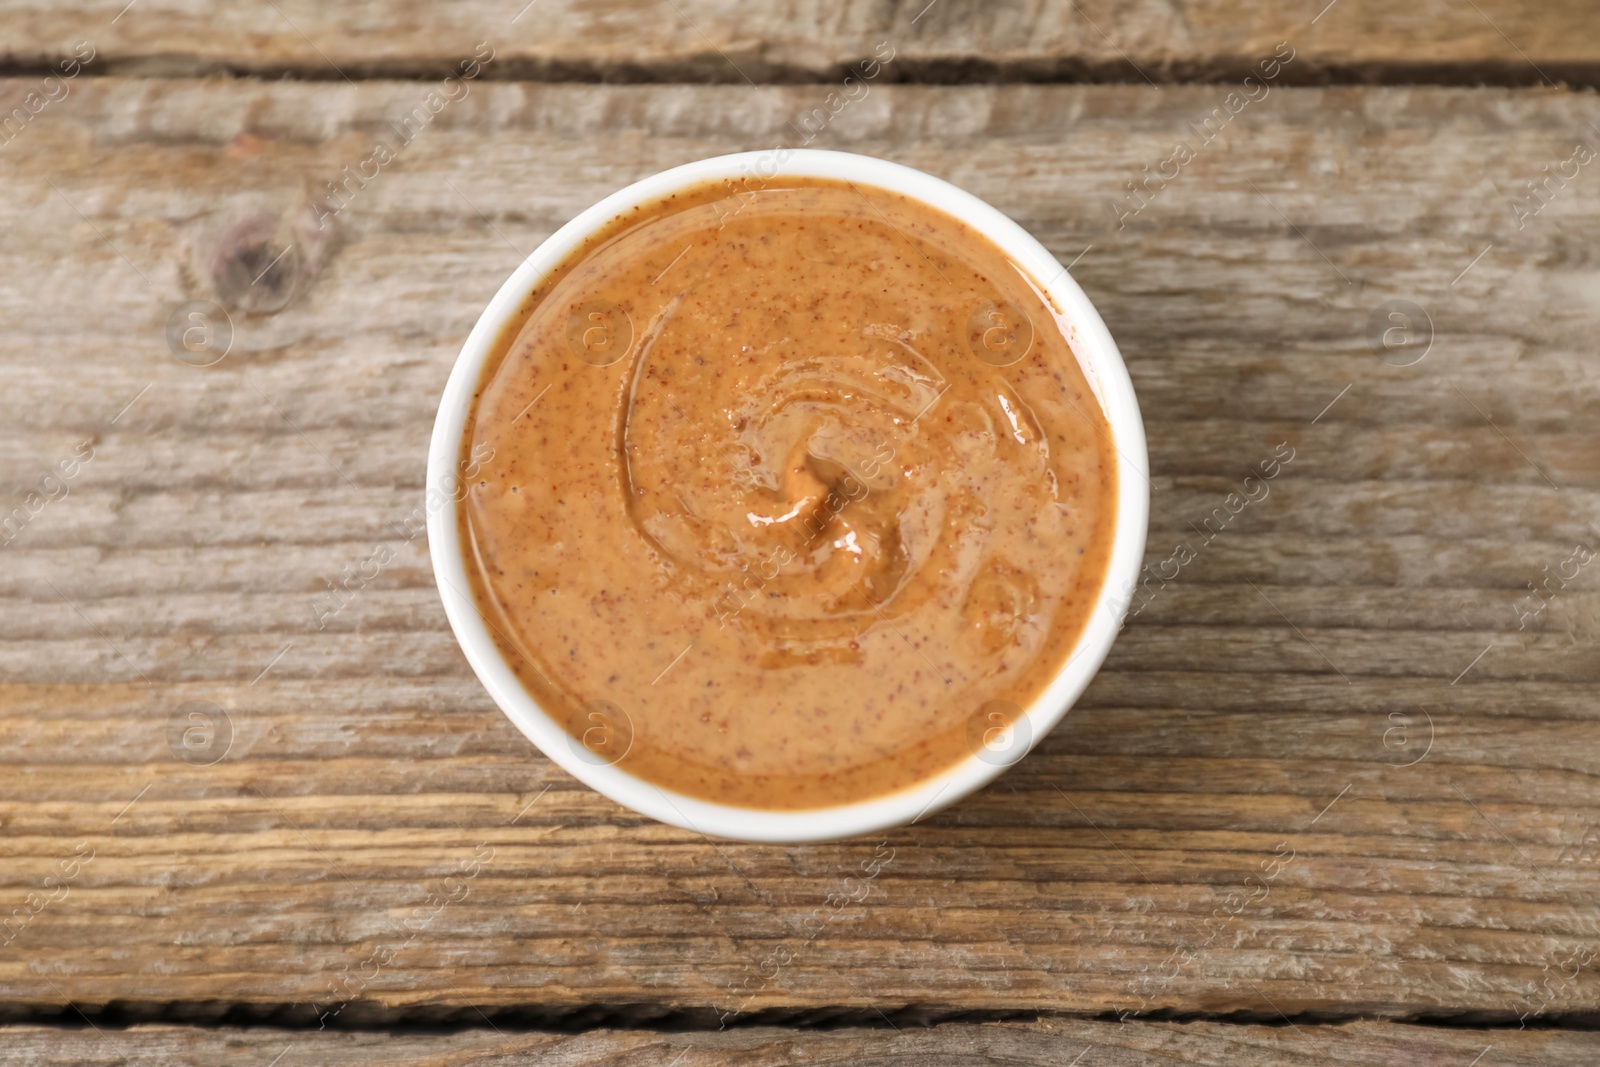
[426,148,1149,843]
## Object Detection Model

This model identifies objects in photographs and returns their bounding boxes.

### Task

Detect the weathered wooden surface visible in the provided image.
[3,0,1600,85]
[1,74,1599,1030]
[0,1020,1593,1067]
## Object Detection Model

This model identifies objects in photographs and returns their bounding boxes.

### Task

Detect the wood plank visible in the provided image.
[0,1020,1593,1066]
[1,0,1598,86]
[0,77,1598,1025]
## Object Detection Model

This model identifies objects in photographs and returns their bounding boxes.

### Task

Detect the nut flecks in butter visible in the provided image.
[460,178,1117,810]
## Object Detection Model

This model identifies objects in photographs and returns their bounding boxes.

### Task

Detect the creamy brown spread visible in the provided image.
[459,176,1117,810]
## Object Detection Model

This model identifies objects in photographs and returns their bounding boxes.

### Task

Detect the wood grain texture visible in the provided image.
[0,76,1598,1028]
[0,1020,1594,1067]
[1,0,1599,85]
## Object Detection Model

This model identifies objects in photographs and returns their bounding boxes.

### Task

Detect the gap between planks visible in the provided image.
[0,57,1598,89]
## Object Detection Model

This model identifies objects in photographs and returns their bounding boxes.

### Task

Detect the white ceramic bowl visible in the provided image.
[427,150,1148,843]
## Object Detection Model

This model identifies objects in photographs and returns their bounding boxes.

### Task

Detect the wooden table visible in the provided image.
[3,2,1599,1063]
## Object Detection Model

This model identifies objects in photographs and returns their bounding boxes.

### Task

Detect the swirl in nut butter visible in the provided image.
[460,178,1117,810]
